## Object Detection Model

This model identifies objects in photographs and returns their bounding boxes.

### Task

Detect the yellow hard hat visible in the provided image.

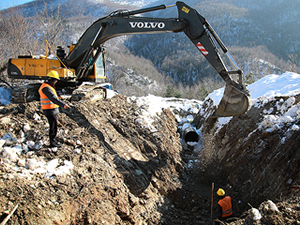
[47,70,60,80]
[217,188,225,196]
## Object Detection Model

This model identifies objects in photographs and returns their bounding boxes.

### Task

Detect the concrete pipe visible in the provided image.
[181,122,199,143]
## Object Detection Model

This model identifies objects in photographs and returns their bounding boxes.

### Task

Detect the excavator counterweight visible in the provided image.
[7,1,250,117]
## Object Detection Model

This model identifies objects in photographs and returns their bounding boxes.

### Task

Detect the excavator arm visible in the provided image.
[66,2,231,81]
[64,4,186,78]
[64,1,250,117]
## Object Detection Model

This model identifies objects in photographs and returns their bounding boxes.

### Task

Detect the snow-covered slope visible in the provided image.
[192,71,300,212]
[204,72,298,116]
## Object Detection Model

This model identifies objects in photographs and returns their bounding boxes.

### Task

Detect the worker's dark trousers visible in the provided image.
[46,114,58,146]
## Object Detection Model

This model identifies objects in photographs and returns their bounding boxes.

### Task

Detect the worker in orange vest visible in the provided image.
[38,71,70,148]
[215,188,233,224]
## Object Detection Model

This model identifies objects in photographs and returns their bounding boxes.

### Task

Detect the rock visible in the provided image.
[0,139,6,148]
[267,200,279,212]
[2,146,20,162]
[7,174,14,180]
[259,200,279,215]
[249,208,262,221]
[3,132,18,145]
[0,116,11,124]
[70,85,106,102]
[17,158,26,167]
[26,158,38,170]
[23,123,31,132]
[73,148,81,154]
[19,130,25,142]
[33,113,41,121]
[27,141,35,150]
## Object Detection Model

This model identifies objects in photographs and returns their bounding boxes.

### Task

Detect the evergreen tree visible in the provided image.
[165,85,175,97]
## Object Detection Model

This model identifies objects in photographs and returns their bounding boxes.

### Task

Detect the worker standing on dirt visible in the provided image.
[214,188,233,225]
[38,70,70,148]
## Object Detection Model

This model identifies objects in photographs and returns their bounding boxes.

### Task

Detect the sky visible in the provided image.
[0,0,33,9]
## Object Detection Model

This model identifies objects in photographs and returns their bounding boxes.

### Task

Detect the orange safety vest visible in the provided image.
[218,196,233,217]
[38,83,59,110]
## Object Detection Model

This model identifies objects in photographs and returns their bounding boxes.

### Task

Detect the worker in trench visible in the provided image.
[38,71,71,148]
[214,188,233,225]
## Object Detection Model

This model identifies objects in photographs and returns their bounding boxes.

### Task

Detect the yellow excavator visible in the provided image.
[7,1,250,117]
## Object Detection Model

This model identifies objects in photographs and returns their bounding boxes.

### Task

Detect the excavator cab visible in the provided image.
[87,51,106,83]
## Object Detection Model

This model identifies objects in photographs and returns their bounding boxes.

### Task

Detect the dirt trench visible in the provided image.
[0,94,211,225]
[192,95,300,224]
[0,92,299,225]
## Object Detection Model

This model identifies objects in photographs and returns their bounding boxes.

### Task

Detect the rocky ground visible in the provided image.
[0,89,299,224]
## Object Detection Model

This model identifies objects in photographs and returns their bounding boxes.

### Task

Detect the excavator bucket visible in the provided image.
[210,84,251,118]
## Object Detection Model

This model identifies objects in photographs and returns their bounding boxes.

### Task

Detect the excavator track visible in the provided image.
[11,83,41,103]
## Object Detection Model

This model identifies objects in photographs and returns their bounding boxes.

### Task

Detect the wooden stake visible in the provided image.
[0,204,18,225]
[211,182,214,224]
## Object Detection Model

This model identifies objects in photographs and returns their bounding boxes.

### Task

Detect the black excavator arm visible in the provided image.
[65,2,234,83]
[64,1,250,117]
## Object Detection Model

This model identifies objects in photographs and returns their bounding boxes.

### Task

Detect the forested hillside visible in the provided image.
[0,0,299,99]
[232,0,299,58]
[125,0,300,88]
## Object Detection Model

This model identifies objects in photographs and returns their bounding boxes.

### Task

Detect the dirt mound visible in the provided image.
[194,94,300,224]
[0,92,299,224]
[0,94,186,224]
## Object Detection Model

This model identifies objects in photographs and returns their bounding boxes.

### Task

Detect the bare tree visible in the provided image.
[36,3,66,49]
[0,7,31,62]
[288,53,299,72]
[0,7,41,85]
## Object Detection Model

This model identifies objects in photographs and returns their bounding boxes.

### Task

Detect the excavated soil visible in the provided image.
[0,92,299,225]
